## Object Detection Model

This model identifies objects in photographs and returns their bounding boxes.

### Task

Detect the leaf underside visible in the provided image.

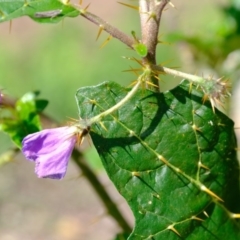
[76,80,240,239]
[0,0,79,23]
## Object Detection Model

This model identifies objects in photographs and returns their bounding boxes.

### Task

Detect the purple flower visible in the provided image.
[22,126,78,179]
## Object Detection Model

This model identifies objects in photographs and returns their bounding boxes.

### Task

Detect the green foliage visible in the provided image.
[0,0,79,23]
[223,0,240,36]
[133,43,148,57]
[114,233,129,240]
[76,80,240,239]
[0,91,47,147]
[167,0,240,69]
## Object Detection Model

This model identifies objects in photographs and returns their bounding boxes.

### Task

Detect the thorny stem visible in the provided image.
[139,0,169,90]
[74,1,168,91]
[79,10,135,49]
[82,61,227,130]
[153,65,211,83]
[140,0,168,62]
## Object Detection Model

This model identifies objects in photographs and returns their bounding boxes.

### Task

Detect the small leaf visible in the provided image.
[133,43,148,57]
[35,99,49,112]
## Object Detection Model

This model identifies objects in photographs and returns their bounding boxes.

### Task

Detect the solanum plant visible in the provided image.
[0,0,240,239]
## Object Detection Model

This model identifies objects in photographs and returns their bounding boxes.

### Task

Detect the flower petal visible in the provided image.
[22,126,77,179]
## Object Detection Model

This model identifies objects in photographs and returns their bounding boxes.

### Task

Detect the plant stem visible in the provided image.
[153,65,209,83]
[72,149,132,233]
[139,0,169,91]
[140,0,169,62]
[79,10,135,49]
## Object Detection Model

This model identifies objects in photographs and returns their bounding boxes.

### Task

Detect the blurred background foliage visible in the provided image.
[0,0,239,239]
[167,0,240,81]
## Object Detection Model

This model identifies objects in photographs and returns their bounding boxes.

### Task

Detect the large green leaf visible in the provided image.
[0,0,79,23]
[76,80,240,239]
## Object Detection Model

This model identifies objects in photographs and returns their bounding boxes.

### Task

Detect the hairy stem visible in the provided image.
[72,150,132,233]
[140,0,169,63]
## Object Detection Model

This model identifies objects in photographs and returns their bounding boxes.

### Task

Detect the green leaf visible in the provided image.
[113,233,130,240]
[133,43,148,57]
[0,91,47,147]
[0,0,79,24]
[76,80,240,239]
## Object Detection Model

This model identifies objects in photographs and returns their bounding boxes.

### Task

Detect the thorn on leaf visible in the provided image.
[167,225,181,237]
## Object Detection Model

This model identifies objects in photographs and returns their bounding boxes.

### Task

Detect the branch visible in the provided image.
[79,10,135,49]
[138,0,168,91]
[152,64,229,110]
[155,0,169,23]
[139,0,169,63]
